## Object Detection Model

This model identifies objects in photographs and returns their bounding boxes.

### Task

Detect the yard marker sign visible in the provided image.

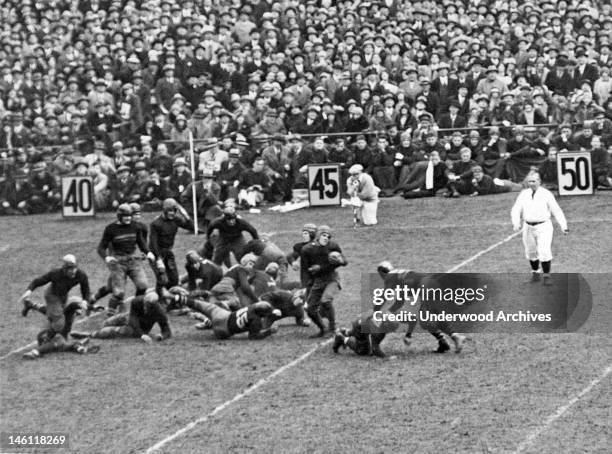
[61,176,95,217]
[556,151,593,196]
[307,163,341,206]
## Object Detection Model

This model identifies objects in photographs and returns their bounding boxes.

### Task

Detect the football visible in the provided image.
[328,251,344,265]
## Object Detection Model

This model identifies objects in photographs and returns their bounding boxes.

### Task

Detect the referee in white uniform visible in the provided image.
[511,171,568,285]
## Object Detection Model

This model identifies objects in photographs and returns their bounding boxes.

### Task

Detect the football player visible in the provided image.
[205,201,259,266]
[286,224,317,288]
[23,303,100,359]
[71,290,171,343]
[300,226,347,337]
[97,203,155,315]
[181,250,224,295]
[163,289,281,340]
[149,198,199,292]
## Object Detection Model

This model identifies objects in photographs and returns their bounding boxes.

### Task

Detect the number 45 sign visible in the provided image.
[556,152,593,196]
[61,176,95,217]
[308,164,341,206]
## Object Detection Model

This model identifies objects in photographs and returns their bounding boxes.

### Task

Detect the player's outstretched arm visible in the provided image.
[547,193,568,232]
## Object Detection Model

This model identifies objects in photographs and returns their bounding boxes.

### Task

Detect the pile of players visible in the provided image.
[18,198,349,359]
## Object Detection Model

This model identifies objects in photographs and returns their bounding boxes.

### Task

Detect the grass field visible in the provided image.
[1,192,611,454]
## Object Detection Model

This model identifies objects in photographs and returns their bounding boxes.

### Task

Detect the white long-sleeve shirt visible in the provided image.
[511,187,568,230]
[347,173,380,202]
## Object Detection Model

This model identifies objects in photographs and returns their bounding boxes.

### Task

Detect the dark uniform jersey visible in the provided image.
[128,296,171,339]
[206,216,259,242]
[134,220,149,241]
[185,259,223,291]
[27,268,91,301]
[227,306,251,335]
[350,319,371,355]
[149,215,193,256]
[259,289,295,314]
[224,264,257,301]
[98,222,149,258]
[250,269,278,297]
[300,240,344,284]
[288,241,310,287]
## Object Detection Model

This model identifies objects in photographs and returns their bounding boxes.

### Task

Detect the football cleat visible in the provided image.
[23,349,40,360]
[21,298,35,317]
[451,334,466,354]
[332,332,345,353]
[542,274,553,286]
[435,339,451,353]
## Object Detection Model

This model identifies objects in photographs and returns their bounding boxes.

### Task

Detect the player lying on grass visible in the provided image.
[22,297,100,359]
[162,288,281,340]
[375,261,466,355]
[333,261,466,357]
[71,289,171,344]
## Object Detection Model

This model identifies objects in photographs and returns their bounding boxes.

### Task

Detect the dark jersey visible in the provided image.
[259,289,294,314]
[185,259,223,291]
[206,216,258,242]
[227,306,250,335]
[134,220,148,241]
[288,241,310,287]
[149,215,193,256]
[128,296,171,339]
[250,269,278,298]
[350,319,371,355]
[225,264,257,301]
[28,268,91,301]
[300,240,344,284]
[98,221,149,258]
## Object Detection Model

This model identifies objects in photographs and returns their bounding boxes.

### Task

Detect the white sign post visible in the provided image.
[307,163,341,206]
[556,152,593,196]
[61,176,95,217]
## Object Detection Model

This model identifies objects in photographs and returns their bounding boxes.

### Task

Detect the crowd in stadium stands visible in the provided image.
[1,0,612,215]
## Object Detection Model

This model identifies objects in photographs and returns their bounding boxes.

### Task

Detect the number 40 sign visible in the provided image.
[61,176,95,217]
[307,164,341,206]
[556,152,593,196]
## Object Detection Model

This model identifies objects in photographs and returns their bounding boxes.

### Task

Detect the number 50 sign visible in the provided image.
[308,164,341,206]
[61,176,95,217]
[556,152,593,196]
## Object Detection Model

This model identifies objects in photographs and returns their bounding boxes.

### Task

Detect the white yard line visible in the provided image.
[143,230,516,453]
[512,364,612,453]
[446,231,521,272]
